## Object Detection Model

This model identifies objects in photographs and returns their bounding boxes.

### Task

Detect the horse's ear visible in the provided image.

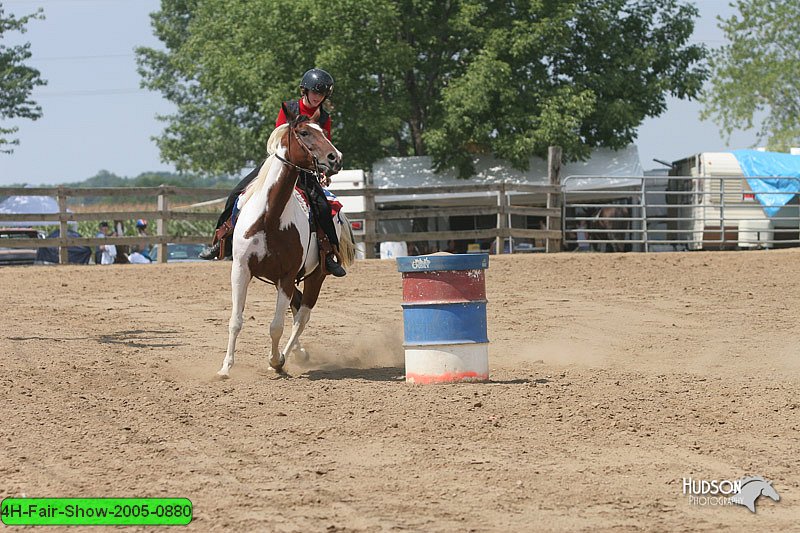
[281,101,296,123]
[310,107,320,123]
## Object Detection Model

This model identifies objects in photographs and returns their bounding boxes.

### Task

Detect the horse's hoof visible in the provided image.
[216,370,230,380]
[269,353,286,369]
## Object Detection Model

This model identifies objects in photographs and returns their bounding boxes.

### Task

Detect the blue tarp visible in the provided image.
[731,150,800,216]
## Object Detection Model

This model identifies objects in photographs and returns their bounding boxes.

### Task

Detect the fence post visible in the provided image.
[546,146,562,253]
[57,187,69,264]
[157,186,169,264]
[496,182,508,254]
[364,186,377,259]
[640,179,649,253]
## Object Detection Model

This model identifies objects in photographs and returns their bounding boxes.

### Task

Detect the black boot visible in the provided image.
[325,253,346,277]
[199,242,220,260]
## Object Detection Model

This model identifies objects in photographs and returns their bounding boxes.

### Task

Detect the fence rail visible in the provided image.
[0,182,562,262]
[4,174,797,263]
[0,186,223,263]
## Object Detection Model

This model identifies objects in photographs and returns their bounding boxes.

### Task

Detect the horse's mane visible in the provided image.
[239,124,289,206]
[739,476,768,486]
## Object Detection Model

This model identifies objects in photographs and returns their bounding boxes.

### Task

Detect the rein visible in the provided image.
[274,153,319,177]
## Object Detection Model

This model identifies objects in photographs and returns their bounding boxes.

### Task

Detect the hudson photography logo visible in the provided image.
[682,476,780,513]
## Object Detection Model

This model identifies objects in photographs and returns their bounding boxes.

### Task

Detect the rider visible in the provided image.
[200,68,346,277]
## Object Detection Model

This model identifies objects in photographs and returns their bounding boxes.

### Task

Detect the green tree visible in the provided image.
[0,5,46,154]
[701,0,800,152]
[138,0,705,178]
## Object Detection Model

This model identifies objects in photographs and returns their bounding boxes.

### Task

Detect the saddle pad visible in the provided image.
[323,188,343,216]
[293,187,312,223]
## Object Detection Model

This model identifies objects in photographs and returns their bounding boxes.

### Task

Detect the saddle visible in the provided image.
[213,185,342,270]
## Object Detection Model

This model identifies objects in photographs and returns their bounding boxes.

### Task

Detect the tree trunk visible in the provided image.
[405,70,425,155]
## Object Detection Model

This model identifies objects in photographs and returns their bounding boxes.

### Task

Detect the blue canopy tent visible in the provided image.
[0,194,77,228]
[1,195,89,263]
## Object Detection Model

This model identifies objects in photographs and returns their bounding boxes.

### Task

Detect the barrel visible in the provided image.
[396,253,489,383]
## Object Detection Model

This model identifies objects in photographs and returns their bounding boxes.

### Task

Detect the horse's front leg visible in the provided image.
[218,264,251,377]
[288,287,309,361]
[282,271,325,361]
[269,278,294,372]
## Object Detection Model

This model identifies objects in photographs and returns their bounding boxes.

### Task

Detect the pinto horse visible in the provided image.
[217,104,355,377]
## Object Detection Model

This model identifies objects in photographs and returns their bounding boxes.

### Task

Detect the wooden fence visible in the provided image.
[0,179,562,263]
[0,185,223,264]
[337,183,561,257]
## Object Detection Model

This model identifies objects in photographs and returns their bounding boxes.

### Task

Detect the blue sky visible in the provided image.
[2,0,761,186]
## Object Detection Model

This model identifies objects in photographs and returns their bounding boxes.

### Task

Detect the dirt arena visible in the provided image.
[2,250,799,531]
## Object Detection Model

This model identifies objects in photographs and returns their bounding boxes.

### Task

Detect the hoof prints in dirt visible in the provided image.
[97,329,183,349]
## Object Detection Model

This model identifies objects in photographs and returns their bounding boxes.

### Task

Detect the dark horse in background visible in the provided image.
[589,205,630,252]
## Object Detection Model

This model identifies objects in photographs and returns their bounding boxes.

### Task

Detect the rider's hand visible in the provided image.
[319,173,331,187]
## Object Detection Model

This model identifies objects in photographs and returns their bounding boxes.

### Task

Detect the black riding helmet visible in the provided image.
[300,68,334,99]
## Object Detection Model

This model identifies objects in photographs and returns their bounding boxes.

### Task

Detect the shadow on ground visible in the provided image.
[301,366,405,382]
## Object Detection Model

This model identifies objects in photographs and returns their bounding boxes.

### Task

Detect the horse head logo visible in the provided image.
[730,476,780,513]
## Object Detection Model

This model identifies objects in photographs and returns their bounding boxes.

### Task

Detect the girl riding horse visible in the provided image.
[202,68,346,277]
[217,104,355,377]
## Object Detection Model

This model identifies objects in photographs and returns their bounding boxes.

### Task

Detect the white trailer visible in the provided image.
[328,169,367,258]
[670,152,800,250]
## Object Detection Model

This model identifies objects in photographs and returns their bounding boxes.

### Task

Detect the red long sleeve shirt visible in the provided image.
[275,99,331,139]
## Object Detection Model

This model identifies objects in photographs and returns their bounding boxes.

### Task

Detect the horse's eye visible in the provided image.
[299,130,309,137]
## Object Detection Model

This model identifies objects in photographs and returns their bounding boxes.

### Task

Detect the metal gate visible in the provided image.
[562,175,800,252]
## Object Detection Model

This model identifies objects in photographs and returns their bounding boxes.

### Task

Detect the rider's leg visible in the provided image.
[201,163,263,260]
[302,173,345,277]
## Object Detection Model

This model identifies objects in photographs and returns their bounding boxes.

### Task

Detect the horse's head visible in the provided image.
[733,476,781,512]
[760,480,780,502]
[281,102,342,175]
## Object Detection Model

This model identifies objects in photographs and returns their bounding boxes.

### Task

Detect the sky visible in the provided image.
[1,0,763,186]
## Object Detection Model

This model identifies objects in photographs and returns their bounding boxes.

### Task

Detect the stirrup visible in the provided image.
[213,219,234,245]
[199,241,221,260]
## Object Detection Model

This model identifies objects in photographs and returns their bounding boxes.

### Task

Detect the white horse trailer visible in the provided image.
[670,152,800,250]
[329,169,367,259]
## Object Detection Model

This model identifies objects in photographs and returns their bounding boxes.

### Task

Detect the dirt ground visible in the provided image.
[1,250,799,532]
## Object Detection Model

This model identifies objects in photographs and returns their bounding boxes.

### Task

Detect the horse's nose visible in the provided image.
[328,152,342,171]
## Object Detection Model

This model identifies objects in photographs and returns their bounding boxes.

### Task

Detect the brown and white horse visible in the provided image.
[217,104,355,377]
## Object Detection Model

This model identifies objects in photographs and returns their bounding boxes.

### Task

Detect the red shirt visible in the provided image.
[275,98,331,139]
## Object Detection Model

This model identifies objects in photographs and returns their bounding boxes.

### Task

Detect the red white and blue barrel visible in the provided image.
[397,254,489,384]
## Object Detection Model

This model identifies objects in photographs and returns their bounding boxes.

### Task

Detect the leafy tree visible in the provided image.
[701,0,800,152]
[138,0,706,178]
[64,169,236,189]
[0,5,46,154]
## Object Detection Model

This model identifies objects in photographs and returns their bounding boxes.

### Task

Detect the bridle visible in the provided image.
[254,118,326,287]
[274,119,324,179]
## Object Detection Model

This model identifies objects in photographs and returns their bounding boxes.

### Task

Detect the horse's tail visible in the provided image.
[337,211,356,268]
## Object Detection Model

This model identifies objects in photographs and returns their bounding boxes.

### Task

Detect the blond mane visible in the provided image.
[239,124,290,206]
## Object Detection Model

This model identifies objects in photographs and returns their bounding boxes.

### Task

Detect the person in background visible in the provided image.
[127,244,152,264]
[135,219,152,259]
[95,221,117,265]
